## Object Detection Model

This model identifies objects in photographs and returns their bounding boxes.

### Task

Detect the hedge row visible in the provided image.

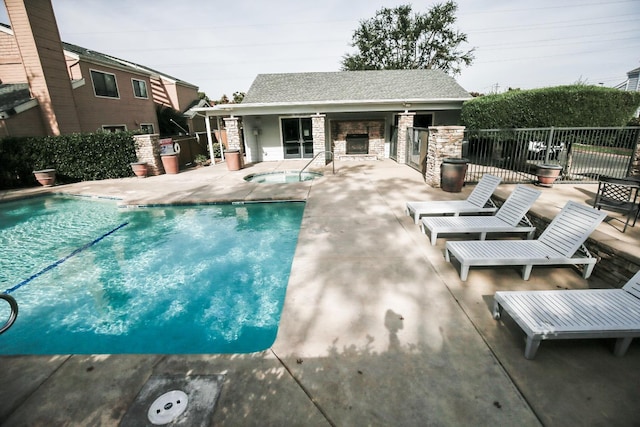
[461,85,640,129]
[0,131,138,189]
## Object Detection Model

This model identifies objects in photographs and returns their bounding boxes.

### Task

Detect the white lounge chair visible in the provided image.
[444,201,607,281]
[406,174,502,225]
[421,184,541,245]
[493,270,640,359]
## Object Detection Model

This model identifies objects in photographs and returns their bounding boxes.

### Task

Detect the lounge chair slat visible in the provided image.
[406,174,501,224]
[421,185,540,245]
[445,201,607,280]
[493,271,640,358]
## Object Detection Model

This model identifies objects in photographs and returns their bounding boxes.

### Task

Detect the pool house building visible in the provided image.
[193,70,472,167]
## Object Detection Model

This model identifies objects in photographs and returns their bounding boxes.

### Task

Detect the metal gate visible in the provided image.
[463,127,640,183]
[406,127,429,172]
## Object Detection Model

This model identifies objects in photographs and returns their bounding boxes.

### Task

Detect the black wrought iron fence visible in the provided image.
[463,127,640,184]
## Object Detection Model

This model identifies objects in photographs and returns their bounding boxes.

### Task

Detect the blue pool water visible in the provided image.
[0,196,304,354]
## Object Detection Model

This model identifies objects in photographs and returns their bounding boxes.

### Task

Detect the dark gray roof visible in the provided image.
[62,42,195,87]
[242,70,470,104]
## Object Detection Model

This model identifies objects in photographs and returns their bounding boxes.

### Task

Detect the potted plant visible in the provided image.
[130,161,148,178]
[536,164,562,187]
[194,154,209,167]
[32,168,56,187]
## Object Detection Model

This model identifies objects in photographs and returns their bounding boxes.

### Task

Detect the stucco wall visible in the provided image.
[72,61,158,133]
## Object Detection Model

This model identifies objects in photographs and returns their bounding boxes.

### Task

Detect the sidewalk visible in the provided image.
[0,160,638,426]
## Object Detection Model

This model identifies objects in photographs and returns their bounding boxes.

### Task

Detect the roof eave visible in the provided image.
[192,98,470,116]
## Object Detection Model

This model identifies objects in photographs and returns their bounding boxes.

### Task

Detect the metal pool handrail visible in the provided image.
[0,293,18,335]
[299,151,334,181]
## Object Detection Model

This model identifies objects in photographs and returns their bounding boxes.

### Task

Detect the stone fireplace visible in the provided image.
[331,120,385,159]
[346,134,369,154]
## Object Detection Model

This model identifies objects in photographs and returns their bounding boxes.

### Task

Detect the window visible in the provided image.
[139,123,154,134]
[132,79,148,98]
[91,70,119,98]
[102,125,126,133]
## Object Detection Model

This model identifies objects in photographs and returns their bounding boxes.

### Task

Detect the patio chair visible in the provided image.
[406,174,502,225]
[493,270,640,359]
[444,201,607,281]
[592,175,640,233]
[421,184,541,245]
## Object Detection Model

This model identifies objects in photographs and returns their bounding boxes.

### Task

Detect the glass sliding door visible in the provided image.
[282,118,313,159]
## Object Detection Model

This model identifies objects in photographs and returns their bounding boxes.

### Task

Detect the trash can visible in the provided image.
[440,157,469,192]
[225,149,242,171]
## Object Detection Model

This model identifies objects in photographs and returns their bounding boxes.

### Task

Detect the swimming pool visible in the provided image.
[0,196,304,354]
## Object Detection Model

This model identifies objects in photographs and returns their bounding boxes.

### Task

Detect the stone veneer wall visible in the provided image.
[331,120,385,158]
[395,112,415,164]
[224,117,242,152]
[424,126,466,188]
[133,133,164,175]
[311,114,327,166]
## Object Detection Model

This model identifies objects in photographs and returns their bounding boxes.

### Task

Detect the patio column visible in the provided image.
[312,114,327,166]
[396,112,415,164]
[223,116,243,154]
[133,134,163,175]
[425,126,466,188]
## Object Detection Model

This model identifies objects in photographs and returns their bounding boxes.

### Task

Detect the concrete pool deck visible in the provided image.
[1,159,638,426]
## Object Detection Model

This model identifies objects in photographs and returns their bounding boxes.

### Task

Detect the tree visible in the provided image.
[216,94,230,105]
[341,2,474,75]
[214,92,245,105]
[232,91,245,103]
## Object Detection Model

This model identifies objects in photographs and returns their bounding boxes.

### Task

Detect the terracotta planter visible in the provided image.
[33,169,56,187]
[536,164,562,187]
[131,162,148,178]
[161,153,179,174]
[225,150,242,171]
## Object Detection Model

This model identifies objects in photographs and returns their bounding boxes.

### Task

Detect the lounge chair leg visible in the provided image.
[583,263,595,279]
[479,232,487,241]
[492,301,502,320]
[524,336,541,359]
[445,249,451,262]
[430,232,438,246]
[522,265,533,280]
[527,230,535,240]
[460,265,469,281]
[613,337,633,356]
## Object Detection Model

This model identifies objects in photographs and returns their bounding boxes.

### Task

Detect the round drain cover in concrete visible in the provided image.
[147,390,189,425]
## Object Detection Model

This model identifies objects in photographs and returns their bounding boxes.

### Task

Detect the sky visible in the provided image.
[1,0,639,99]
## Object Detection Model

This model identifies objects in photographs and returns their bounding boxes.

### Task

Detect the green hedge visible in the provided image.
[0,131,138,189]
[461,85,640,129]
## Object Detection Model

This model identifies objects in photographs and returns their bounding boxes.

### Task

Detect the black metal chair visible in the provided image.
[592,176,640,233]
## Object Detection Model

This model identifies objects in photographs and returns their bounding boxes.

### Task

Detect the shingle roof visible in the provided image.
[242,69,470,104]
[62,42,195,87]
